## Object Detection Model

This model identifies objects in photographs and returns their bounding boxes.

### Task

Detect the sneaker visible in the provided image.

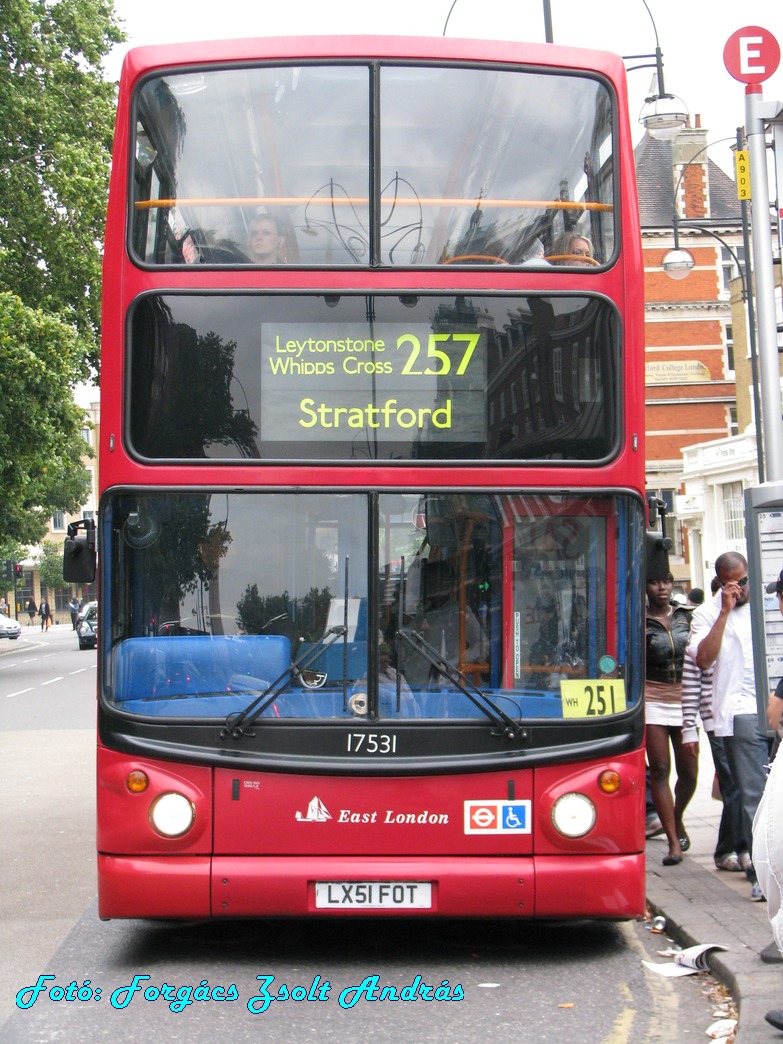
[739,851,754,873]
[766,1009,783,1030]
[751,882,766,902]
[761,942,783,964]
[715,853,742,872]
[645,813,664,838]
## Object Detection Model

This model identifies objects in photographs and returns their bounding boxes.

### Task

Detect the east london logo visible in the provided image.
[295,796,449,825]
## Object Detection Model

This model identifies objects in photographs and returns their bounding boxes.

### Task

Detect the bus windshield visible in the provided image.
[132,62,614,267]
[103,490,643,724]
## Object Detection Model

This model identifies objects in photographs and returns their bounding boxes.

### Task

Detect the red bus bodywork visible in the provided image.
[94,36,646,921]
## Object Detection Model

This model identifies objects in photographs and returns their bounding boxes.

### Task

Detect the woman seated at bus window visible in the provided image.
[547,231,595,267]
[247,212,287,264]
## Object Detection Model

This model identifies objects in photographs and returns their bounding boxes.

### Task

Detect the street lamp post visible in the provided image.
[745,87,783,481]
[661,133,764,481]
[626,0,688,140]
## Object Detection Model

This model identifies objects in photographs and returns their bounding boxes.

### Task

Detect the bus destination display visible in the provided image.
[260,323,486,443]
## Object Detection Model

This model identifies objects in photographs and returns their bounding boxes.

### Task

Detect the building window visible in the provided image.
[725,323,735,374]
[722,481,745,543]
[721,246,745,296]
[51,510,65,531]
[729,406,739,437]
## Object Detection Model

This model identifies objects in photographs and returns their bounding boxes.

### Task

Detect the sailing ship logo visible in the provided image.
[295,796,332,822]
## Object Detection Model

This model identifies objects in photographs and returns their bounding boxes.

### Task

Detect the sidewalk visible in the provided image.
[646,741,782,1041]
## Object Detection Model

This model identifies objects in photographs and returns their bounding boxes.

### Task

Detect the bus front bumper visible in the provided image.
[98,852,645,920]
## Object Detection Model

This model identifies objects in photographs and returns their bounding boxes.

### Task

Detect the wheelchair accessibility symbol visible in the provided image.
[464,799,531,834]
[503,806,526,829]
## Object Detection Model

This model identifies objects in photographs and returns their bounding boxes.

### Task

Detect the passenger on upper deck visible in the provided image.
[548,231,595,267]
[247,213,286,264]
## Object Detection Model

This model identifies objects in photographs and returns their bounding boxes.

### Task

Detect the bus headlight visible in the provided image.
[551,792,596,838]
[149,792,195,837]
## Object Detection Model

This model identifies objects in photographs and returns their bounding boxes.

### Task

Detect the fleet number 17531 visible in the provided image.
[346,733,398,754]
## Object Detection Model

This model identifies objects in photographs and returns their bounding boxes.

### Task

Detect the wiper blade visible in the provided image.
[397,627,523,739]
[221,625,346,738]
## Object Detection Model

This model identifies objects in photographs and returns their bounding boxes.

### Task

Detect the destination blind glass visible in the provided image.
[128,293,620,462]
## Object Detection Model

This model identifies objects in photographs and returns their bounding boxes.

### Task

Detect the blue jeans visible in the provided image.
[723,713,771,882]
[707,729,747,860]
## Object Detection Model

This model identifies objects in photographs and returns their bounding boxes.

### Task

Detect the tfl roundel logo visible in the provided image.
[464,800,531,834]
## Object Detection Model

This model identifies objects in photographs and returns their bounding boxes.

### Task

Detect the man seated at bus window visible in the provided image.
[416,559,488,685]
[247,212,286,264]
[548,231,595,267]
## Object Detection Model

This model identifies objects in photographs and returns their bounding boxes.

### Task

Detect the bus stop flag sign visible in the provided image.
[723,26,780,84]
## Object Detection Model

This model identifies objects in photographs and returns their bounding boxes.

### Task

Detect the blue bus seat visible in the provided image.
[112,634,292,705]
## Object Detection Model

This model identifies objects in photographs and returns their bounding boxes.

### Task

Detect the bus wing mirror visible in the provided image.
[63,518,97,583]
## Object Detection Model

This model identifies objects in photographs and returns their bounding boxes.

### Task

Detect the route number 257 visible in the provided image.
[397,333,479,376]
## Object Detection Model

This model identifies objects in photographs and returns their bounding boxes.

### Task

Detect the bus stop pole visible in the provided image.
[745,85,783,480]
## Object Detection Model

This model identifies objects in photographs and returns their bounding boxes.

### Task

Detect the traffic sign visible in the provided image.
[723,26,780,84]
[734,150,751,200]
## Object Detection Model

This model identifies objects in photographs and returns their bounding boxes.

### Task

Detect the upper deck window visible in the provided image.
[132,62,614,267]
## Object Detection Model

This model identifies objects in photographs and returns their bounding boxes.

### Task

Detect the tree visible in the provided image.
[37,539,65,595]
[0,0,125,370]
[0,292,92,544]
[236,585,291,636]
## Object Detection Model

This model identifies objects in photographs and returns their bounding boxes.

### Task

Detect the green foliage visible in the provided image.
[236,584,333,642]
[0,540,26,566]
[0,292,92,544]
[37,540,65,593]
[236,585,290,636]
[0,0,125,369]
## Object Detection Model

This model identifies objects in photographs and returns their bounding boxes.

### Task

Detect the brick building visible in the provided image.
[635,122,745,592]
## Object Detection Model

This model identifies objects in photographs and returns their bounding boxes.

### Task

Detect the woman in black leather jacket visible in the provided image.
[646,570,699,865]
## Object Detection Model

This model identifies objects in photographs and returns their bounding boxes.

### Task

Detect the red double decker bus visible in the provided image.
[66,34,647,920]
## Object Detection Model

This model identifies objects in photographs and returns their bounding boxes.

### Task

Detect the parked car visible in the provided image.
[76,602,98,650]
[75,600,97,625]
[0,613,21,640]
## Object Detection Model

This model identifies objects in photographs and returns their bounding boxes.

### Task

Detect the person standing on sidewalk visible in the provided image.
[689,552,769,902]
[645,568,698,865]
[751,566,783,1029]
[685,574,752,875]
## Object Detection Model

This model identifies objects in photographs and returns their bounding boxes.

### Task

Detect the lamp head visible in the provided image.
[639,93,689,140]
[662,247,695,279]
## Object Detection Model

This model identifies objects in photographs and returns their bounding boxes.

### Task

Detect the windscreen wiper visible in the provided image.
[396,626,524,740]
[221,625,347,739]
